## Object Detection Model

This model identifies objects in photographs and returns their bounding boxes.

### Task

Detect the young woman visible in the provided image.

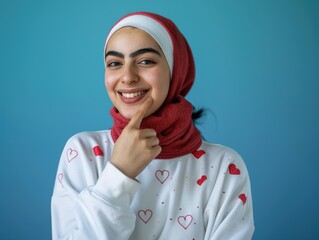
[51,12,254,239]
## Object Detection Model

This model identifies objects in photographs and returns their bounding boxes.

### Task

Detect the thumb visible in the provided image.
[128,97,153,129]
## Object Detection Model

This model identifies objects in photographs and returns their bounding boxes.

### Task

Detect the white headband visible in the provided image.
[104,15,174,75]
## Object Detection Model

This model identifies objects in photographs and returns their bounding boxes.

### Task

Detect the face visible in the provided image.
[105,27,171,119]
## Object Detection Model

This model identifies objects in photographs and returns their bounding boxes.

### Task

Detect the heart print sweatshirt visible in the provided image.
[51,130,254,239]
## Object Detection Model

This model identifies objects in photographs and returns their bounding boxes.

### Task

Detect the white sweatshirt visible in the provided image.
[51,130,254,240]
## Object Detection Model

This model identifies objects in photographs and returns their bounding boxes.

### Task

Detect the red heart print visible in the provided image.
[197,175,207,186]
[155,170,170,184]
[138,209,153,224]
[58,173,63,185]
[178,214,193,230]
[228,163,241,175]
[93,146,104,156]
[192,149,206,159]
[239,194,247,205]
[66,148,78,163]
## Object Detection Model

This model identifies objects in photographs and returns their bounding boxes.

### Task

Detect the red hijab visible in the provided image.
[107,12,202,159]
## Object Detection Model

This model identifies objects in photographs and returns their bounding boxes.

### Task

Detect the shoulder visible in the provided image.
[54,130,113,194]
[62,129,113,165]
[59,129,113,169]
[66,130,112,146]
[199,141,248,174]
[201,141,243,161]
[62,130,114,155]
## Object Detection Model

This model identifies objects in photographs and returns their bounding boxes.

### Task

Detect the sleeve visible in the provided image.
[51,134,140,240]
[204,150,255,240]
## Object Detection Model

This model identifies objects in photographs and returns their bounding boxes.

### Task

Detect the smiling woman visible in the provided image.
[51,11,254,240]
[104,27,170,119]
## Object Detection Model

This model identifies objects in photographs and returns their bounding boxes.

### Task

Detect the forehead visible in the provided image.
[106,27,162,51]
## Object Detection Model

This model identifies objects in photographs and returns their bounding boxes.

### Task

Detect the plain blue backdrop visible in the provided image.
[1,0,318,239]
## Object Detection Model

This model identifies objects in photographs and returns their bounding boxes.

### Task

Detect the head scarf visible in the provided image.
[105,12,202,159]
[104,14,173,75]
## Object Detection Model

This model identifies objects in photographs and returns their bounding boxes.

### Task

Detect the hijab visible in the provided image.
[105,12,202,159]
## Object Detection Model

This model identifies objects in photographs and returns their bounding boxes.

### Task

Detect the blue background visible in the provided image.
[1,0,318,239]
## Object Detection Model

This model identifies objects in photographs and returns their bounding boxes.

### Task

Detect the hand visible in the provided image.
[110,97,162,179]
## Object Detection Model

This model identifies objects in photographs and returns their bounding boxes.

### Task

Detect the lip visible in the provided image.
[117,88,149,104]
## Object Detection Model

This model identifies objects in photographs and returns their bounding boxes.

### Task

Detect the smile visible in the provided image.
[121,90,147,99]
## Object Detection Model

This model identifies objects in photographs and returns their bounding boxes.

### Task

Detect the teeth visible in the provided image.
[122,91,145,99]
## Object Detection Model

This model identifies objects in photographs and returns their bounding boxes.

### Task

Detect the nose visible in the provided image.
[121,64,138,84]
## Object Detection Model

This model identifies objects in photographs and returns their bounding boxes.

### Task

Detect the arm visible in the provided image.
[204,151,255,240]
[51,98,160,239]
[51,136,140,240]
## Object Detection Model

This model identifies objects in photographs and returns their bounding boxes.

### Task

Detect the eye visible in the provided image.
[139,59,155,65]
[107,61,122,68]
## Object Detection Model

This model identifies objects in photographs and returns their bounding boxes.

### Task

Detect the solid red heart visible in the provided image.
[228,163,241,175]
[138,209,153,224]
[192,149,206,159]
[177,215,193,230]
[93,146,104,156]
[197,175,207,186]
[239,193,247,205]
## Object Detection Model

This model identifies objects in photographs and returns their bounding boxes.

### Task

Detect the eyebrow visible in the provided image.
[105,48,161,59]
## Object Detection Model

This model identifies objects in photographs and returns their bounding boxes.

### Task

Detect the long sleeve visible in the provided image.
[51,132,254,239]
[203,149,254,240]
[51,133,140,240]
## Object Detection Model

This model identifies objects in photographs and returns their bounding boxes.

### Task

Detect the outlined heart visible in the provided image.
[93,145,104,156]
[66,148,78,163]
[239,193,247,205]
[178,214,193,230]
[197,175,207,186]
[192,149,206,159]
[58,173,63,186]
[138,209,153,224]
[155,170,170,184]
[228,163,241,175]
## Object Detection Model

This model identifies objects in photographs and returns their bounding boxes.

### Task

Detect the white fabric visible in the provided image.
[104,15,174,75]
[51,130,254,239]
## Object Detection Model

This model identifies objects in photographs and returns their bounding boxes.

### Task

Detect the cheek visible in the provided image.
[104,72,115,92]
[154,71,170,97]
[149,76,170,105]
[105,80,112,91]
[162,83,170,102]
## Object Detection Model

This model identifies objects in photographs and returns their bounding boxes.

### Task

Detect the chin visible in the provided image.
[119,111,135,120]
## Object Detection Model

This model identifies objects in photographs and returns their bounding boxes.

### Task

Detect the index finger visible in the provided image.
[128,97,153,129]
